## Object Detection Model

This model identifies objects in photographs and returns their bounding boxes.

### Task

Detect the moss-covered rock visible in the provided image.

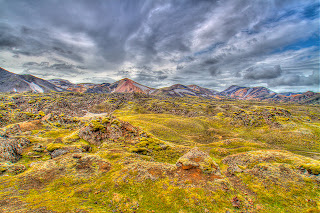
[78,117,140,145]
[176,147,221,175]
[0,137,30,162]
[46,143,65,152]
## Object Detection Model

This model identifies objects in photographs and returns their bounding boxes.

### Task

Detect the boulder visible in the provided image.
[78,117,140,145]
[50,149,69,159]
[4,124,21,136]
[0,137,30,162]
[176,147,221,175]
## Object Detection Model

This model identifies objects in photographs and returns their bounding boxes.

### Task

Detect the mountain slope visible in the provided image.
[109,78,156,94]
[154,84,198,97]
[187,85,217,97]
[0,67,62,93]
[219,85,276,100]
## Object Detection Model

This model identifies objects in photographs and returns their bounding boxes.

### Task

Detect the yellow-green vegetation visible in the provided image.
[0,92,319,212]
[301,163,320,175]
[46,143,65,151]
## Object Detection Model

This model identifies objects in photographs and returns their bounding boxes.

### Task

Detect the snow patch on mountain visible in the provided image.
[243,88,253,98]
[174,89,196,96]
[224,86,240,94]
[29,82,44,93]
[133,82,155,94]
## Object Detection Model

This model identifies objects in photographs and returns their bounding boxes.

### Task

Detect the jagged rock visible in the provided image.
[176,147,221,175]
[41,113,52,121]
[0,137,30,162]
[0,162,26,175]
[227,164,243,175]
[4,124,21,136]
[78,125,109,145]
[78,117,140,145]
[33,143,45,152]
[49,146,83,159]
[81,144,92,152]
[50,149,69,159]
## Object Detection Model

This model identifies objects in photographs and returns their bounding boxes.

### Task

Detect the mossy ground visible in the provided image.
[0,92,319,212]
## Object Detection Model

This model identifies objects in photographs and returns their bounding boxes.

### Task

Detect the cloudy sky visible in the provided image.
[0,0,319,92]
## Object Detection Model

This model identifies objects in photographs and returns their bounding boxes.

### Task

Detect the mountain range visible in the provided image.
[1,67,319,103]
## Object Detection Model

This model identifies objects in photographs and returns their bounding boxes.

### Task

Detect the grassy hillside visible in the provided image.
[0,92,319,212]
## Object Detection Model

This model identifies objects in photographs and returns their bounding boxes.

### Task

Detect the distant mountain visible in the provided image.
[0,67,62,93]
[109,78,156,94]
[219,85,276,100]
[49,79,97,93]
[279,92,302,96]
[273,91,320,104]
[1,68,318,103]
[154,84,198,97]
[187,85,217,96]
[48,79,74,89]
[49,78,156,94]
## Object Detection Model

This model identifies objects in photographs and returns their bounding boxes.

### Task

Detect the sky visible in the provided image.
[0,0,319,92]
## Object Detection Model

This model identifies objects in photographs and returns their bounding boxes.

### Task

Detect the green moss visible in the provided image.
[46,143,65,151]
[129,147,150,155]
[91,120,105,132]
[301,163,320,175]
[111,119,121,126]
[101,117,110,125]
[41,129,72,139]
[38,111,45,117]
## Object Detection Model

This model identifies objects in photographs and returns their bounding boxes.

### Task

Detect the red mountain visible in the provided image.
[109,78,156,94]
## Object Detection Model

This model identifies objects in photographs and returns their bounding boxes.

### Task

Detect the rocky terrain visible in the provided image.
[0,91,319,212]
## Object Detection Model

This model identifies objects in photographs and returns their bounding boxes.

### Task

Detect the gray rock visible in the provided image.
[33,143,44,152]
[0,137,30,162]
[50,149,69,159]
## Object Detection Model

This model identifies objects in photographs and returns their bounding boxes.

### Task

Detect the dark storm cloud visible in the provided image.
[0,24,84,62]
[0,0,319,92]
[22,61,85,78]
[0,23,23,48]
[244,65,283,80]
[268,71,319,87]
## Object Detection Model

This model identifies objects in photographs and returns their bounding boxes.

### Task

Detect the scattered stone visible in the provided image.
[41,113,52,121]
[82,144,92,152]
[33,143,45,152]
[4,124,21,136]
[232,196,241,208]
[73,154,82,159]
[227,164,243,175]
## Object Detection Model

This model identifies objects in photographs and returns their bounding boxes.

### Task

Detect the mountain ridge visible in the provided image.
[0,67,62,93]
[1,67,319,103]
